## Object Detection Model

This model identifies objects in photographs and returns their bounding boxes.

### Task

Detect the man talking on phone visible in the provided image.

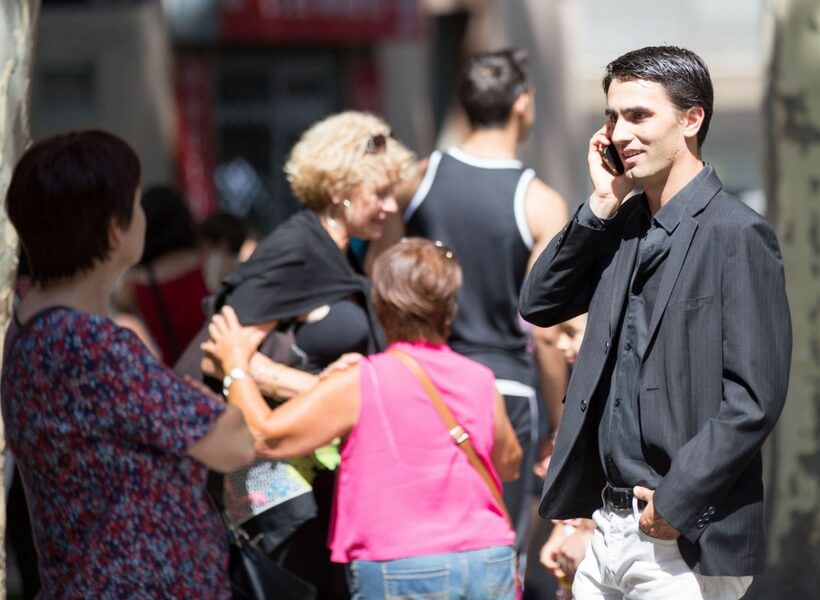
[519,46,791,599]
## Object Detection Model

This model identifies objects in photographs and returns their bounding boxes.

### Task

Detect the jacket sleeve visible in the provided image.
[519,202,625,327]
[652,218,792,543]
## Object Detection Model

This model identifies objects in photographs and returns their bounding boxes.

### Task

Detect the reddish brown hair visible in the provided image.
[371,238,462,343]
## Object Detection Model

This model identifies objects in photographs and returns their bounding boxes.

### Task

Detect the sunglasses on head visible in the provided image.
[433,240,455,260]
[364,131,392,154]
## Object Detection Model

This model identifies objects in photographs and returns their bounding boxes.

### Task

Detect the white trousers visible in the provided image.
[572,506,752,600]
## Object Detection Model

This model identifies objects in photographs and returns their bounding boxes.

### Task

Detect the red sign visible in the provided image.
[221,0,420,43]
[347,56,382,114]
[174,56,217,220]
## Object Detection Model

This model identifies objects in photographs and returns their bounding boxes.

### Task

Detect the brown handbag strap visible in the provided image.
[388,349,513,528]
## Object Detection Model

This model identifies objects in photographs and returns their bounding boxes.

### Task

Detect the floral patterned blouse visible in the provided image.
[1,307,230,599]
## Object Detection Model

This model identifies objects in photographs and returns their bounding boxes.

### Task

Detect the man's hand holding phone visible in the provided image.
[587,124,633,220]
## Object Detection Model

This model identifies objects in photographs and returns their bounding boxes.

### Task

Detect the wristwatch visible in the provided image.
[222,367,247,397]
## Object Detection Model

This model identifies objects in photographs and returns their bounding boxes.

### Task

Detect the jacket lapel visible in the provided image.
[641,215,697,357]
[641,168,723,356]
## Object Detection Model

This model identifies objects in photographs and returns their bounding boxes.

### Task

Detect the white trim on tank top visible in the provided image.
[513,169,536,250]
[404,147,531,226]
[404,150,443,222]
[447,146,524,170]
[495,379,536,399]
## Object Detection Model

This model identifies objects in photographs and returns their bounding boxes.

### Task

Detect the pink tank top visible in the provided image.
[328,341,515,563]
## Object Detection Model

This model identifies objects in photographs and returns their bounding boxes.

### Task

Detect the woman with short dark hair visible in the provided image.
[203,238,522,599]
[2,130,255,598]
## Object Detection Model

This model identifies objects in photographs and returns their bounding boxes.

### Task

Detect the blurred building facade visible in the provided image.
[29,0,766,224]
[380,0,766,211]
[32,0,420,234]
[32,0,176,192]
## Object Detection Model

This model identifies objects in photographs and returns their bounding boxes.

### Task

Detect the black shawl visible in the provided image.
[216,209,385,354]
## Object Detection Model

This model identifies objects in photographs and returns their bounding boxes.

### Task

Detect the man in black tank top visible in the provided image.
[368,49,569,561]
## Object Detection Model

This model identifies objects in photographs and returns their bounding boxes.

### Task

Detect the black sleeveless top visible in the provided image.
[405,147,535,384]
[293,299,371,374]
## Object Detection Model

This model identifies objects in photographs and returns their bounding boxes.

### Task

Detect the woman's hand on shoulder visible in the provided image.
[201,306,268,372]
[319,352,364,379]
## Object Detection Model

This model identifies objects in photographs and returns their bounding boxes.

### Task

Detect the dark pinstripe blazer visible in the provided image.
[519,167,792,576]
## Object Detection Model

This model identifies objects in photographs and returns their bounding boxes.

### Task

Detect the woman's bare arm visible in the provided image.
[201,306,360,459]
[491,389,522,482]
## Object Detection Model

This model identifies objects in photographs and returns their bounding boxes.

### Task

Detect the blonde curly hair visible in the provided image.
[284,111,415,210]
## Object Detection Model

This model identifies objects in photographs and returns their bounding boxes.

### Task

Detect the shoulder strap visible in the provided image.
[388,349,512,528]
[146,264,181,359]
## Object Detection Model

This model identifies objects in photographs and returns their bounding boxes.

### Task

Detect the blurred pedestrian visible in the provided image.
[204,238,523,600]
[537,315,592,598]
[125,185,211,365]
[198,210,248,292]
[198,111,415,599]
[520,46,791,599]
[2,130,255,598]
[533,313,588,482]
[368,48,570,560]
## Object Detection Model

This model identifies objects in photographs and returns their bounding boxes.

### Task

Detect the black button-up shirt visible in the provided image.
[576,166,708,488]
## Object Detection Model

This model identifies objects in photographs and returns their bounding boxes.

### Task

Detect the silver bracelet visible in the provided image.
[222,367,247,397]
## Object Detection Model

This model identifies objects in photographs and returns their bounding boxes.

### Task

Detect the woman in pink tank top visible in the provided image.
[204,238,522,599]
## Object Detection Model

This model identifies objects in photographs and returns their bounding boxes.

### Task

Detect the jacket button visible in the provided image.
[604,341,610,353]
[580,400,587,412]
[707,506,716,515]
[696,519,705,529]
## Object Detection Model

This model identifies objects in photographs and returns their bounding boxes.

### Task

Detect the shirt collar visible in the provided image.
[652,163,710,234]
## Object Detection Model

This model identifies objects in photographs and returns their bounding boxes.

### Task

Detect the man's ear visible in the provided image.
[512,91,531,119]
[682,105,705,142]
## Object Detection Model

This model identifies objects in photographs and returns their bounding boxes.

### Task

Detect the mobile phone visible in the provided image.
[600,143,624,175]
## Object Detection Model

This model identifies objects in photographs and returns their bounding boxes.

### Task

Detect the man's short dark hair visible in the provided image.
[6,130,141,286]
[458,48,529,129]
[602,46,714,148]
[139,185,199,266]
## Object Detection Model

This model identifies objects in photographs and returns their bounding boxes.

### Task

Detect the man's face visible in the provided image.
[605,78,690,187]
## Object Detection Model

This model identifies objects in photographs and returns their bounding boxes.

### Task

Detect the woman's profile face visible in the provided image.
[344,176,398,241]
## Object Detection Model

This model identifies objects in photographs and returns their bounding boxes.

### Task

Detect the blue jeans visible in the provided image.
[347,546,516,599]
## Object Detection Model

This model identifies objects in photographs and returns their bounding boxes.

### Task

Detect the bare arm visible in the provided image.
[524,177,570,434]
[200,319,318,400]
[249,367,360,458]
[187,403,256,472]
[201,306,360,459]
[524,177,569,274]
[218,363,359,460]
[491,389,522,482]
[531,325,567,437]
[248,353,318,399]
